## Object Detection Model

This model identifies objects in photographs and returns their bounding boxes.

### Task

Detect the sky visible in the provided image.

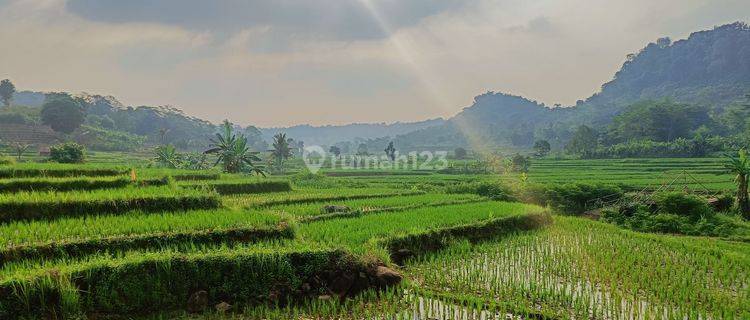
[1,0,749,127]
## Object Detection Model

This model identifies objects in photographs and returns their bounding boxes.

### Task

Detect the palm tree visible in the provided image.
[204,121,265,175]
[725,149,750,218]
[153,144,180,168]
[271,133,293,173]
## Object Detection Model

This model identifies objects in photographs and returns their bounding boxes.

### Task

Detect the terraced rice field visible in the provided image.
[0,157,748,319]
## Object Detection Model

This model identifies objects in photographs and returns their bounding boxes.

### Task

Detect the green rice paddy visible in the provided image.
[0,156,748,319]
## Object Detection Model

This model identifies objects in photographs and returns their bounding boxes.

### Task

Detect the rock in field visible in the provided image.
[375,266,402,287]
[187,290,209,313]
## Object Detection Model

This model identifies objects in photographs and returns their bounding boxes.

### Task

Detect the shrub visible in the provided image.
[642,213,687,234]
[711,193,735,212]
[520,183,623,214]
[291,171,337,188]
[445,181,516,201]
[510,153,531,172]
[602,193,738,237]
[0,113,33,125]
[49,143,86,163]
[652,192,713,219]
[601,202,648,226]
[0,156,14,165]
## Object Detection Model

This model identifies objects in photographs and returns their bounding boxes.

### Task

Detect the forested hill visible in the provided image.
[578,21,750,125]
[391,22,750,150]
[387,93,568,151]
[260,118,445,146]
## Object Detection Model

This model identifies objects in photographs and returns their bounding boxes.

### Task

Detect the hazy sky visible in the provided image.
[1,0,749,127]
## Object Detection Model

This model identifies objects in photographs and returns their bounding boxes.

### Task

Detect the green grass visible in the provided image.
[0,186,221,223]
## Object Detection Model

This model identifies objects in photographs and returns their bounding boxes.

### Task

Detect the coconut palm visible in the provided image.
[725,149,750,218]
[271,133,293,172]
[204,121,265,175]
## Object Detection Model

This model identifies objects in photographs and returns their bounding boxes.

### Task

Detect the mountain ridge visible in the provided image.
[388,21,750,151]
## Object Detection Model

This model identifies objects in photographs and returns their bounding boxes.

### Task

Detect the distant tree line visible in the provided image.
[560,97,750,158]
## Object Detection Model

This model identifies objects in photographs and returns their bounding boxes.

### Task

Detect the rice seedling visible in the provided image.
[404,216,750,319]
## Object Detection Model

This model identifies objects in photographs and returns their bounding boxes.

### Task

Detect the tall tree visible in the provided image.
[384,142,396,161]
[532,140,551,157]
[41,95,85,134]
[9,142,30,161]
[565,125,598,158]
[725,149,750,218]
[329,146,341,159]
[271,133,293,172]
[0,79,15,108]
[454,147,467,159]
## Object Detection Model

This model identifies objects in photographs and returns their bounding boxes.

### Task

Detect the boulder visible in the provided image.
[375,266,403,287]
[187,290,209,313]
[215,302,232,313]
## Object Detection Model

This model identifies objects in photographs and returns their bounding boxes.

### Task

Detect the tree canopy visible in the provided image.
[566,125,598,158]
[0,79,15,108]
[41,95,85,134]
[609,100,709,143]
